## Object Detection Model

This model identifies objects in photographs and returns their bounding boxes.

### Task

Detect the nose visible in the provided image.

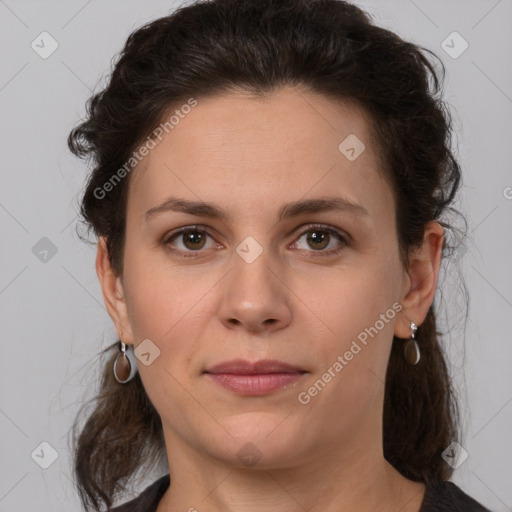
[217,248,292,333]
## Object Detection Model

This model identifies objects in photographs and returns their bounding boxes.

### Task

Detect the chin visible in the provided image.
[204,413,306,467]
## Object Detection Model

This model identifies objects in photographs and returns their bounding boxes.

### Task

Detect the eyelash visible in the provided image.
[161,223,350,258]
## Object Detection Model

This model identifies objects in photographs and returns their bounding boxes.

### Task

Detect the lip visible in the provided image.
[205,373,305,395]
[204,359,307,396]
[204,359,306,375]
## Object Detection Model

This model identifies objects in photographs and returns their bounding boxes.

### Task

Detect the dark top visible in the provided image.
[109,473,492,511]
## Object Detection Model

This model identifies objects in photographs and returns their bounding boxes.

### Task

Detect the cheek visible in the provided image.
[121,246,205,354]
[319,265,397,342]
[302,257,400,410]
[298,271,397,432]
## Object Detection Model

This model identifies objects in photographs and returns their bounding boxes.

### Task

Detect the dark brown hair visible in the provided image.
[68,0,467,510]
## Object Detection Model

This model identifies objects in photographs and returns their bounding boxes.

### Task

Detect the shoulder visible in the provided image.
[420,476,492,512]
[107,474,170,512]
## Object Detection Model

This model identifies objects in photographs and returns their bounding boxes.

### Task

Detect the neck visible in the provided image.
[157,427,425,512]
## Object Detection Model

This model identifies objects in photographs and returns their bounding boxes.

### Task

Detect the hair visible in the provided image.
[68,0,468,510]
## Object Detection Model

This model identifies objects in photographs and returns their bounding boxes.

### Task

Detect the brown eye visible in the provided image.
[292,225,349,255]
[162,224,349,258]
[163,227,217,255]
[180,230,207,250]
[306,230,330,250]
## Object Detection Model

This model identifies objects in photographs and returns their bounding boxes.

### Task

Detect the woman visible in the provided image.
[67,0,491,510]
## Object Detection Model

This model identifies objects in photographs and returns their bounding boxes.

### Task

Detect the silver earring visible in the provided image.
[113,341,138,383]
[404,322,420,365]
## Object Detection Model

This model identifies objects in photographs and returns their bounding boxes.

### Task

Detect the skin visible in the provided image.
[96,86,444,512]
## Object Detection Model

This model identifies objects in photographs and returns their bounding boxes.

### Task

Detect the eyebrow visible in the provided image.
[145,195,369,222]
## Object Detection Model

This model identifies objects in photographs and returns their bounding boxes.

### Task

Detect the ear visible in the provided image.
[96,236,134,345]
[394,221,444,339]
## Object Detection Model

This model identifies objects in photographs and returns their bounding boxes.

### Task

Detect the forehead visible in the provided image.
[127,86,393,225]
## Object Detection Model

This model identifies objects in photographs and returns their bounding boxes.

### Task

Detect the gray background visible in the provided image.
[0,0,511,510]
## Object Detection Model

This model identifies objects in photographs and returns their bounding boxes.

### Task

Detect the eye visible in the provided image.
[291,224,349,256]
[162,224,349,257]
[162,225,218,256]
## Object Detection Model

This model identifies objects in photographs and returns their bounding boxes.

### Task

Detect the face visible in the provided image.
[101,86,434,472]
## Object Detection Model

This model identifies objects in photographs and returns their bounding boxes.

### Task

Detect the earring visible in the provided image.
[404,322,420,365]
[113,341,138,383]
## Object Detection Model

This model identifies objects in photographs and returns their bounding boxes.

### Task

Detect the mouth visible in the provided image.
[204,359,308,395]
[204,358,307,375]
